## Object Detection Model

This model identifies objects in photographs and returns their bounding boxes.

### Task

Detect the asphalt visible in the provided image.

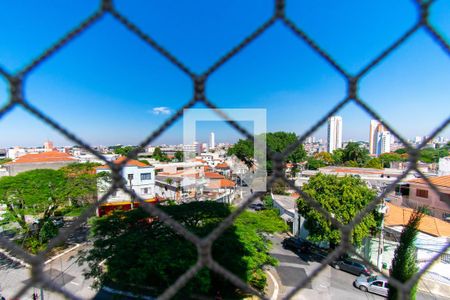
[267,234,441,300]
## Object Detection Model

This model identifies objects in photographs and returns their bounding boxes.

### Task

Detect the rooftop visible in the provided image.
[6,151,75,164]
[205,172,225,179]
[385,203,450,237]
[408,175,450,189]
[206,179,236,189]
[97,156,151,169]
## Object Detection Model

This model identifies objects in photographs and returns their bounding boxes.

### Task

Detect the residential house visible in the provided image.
[3,151,77,176]
[204,172,236,204]
[96,157,156,216]
[405,175,450,220]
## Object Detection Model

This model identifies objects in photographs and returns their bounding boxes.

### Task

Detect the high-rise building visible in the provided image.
[210,132,215,149]
[369,120,379,155]
[377,131,391,155]
[327,116,342,153]
[369,120,391,156]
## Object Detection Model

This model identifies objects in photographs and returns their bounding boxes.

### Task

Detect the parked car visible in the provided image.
[249,203,266,211]
[331,256,371,276]
[282,237,312,253]
[354,275,389,297]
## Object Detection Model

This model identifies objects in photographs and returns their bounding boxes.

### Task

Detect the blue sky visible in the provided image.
[0,0,449,147]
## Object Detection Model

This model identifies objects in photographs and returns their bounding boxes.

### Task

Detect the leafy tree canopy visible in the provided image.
[314,152,333,165]
[174,151,184,162]
[341,142,370,167]
[114,146,136,157]
[297,173,378,247]
[0,158,12,165]
[152,147,170,162]
[79,202,287,298]
[0,169,69,251]
[389,208,424,300]
[378,153,405,168]
[228,132,306,173]
[364,158,383,169]
[393,147,448,163]
[306,157,326,170]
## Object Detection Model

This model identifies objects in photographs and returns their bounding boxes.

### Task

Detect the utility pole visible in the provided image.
[128,174,134,209]
[377,199,388,270]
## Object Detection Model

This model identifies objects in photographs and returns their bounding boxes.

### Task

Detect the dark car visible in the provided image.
[282,237,312,253]
[332,256,371,276]
[249,203,266,211]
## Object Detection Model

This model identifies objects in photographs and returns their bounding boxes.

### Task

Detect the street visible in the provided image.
[0,243,96,300]
[266,234,442,300]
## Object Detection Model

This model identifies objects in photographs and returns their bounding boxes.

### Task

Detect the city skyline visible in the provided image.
[0,0,449,147]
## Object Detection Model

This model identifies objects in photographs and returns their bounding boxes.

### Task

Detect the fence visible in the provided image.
[0,0,449,299]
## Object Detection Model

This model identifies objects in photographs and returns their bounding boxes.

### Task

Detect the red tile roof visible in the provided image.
[207,179,236,189]
[6,151,75,164]
[205,172,225,179]
[385,203,450,237]
[97,156,151,169]
[216,162,230,169]
[408,175,450,189]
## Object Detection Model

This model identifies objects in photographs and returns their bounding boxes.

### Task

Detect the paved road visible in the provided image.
[0,243,96,300]
[268,234,441,300]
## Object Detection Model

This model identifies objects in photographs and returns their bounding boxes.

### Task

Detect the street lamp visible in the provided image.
[128,174,134,209]
[377,200,388,270]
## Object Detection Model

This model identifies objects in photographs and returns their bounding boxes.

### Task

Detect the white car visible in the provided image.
[354,275,389,297]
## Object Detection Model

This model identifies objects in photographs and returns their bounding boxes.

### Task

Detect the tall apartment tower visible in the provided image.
[327,116,342,153]
[210,132,215,149]
[369,120,391,156]
[369,120,379,155]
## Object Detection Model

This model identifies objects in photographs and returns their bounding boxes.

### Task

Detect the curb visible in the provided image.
[102,286,155,299]
[266,269,280,300]
[0,248,30,268]
[0,243,82,268]
[44,243,81,265]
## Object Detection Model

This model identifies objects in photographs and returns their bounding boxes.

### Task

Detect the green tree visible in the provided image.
[0,169,69,251]
[306,157,326,170]
[0,158,12,165]
[60,163,102,206]
[332,149,344,165]
[395,148,407,155]
[342,142,370,167]
[364,158,383,169]
[388,208,425,300]
[152,147,169,162]
[379,153,404,168]
[314,152,333,165]
[174,151,184,162]
[227,138,255,168]
[228,132,306,173]
[114,146,135,157]
[297,173,377,247]
[78,202,286,298]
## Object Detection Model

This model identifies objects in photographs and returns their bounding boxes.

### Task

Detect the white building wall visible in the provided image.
[327,116,342,153]
[439,157,450,176]
[97,165,155,202]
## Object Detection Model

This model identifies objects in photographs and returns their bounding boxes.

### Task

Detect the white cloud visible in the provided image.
[151,107,171,115]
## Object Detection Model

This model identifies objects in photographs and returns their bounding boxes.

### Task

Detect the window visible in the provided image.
[176,167,184,171]
[141,188,148,194]
[141,173,152,180]
[372,281,383,287]
[416,189,428,198]
[440,193,450,202]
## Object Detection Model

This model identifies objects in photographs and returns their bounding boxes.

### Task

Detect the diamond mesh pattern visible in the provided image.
[0,0,449,299]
